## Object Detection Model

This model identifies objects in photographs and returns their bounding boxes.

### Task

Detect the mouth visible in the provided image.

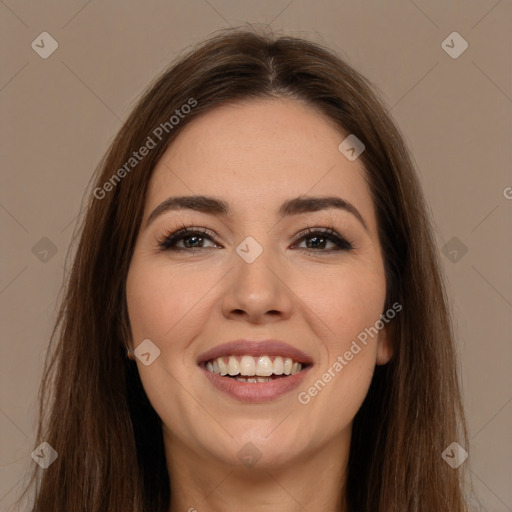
[197,340,313,402]
[202,355,308,382]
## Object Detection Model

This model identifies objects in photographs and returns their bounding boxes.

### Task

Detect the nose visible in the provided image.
[221,243,293,324]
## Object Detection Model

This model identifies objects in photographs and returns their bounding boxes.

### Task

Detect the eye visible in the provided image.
[157,226,220,251]
[292,226,353,253]
[157,224,354,253]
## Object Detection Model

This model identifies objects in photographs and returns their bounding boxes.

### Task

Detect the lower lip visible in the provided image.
[200,365,311,403]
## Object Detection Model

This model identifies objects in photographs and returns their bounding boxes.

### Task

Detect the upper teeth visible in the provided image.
[206,355,303,376]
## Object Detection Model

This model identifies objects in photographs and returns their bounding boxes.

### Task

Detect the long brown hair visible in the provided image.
[18,27,470,511]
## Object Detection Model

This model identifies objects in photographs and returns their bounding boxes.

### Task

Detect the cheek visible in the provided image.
[126,257,209,343]
[295,261,386,356]
[125,257,209,434]
[292,261,385,420]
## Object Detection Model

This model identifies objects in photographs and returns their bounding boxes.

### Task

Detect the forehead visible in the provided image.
[145,98,376,227]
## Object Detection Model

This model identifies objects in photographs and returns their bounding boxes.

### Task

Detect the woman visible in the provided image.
[20,27,471,511]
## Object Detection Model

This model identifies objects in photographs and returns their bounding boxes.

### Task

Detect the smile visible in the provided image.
[197,339,313,402]
[205,355,305,382]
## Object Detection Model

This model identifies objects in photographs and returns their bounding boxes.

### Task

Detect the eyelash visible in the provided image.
[156,223,354,254]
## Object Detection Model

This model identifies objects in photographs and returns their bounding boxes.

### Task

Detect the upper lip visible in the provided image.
[197,339,313,365]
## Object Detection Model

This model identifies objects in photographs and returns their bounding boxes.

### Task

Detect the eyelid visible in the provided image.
[156,224,354,252]
[156,225,221,250]
[292,225,354,251]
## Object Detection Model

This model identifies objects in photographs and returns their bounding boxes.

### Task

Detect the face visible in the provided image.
[126,98,392,472]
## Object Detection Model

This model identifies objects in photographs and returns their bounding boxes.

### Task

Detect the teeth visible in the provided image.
[227,356,239,376]
[256,356,273,376]
[206,355,305,379]
[235,376,273,383]
[217,357,227,376]
[291,362,301,375]
[239,355,256,376]
[273,356,284,375]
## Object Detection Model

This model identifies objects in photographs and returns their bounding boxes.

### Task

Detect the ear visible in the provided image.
[376,324,393,365]
[125,344,135,360]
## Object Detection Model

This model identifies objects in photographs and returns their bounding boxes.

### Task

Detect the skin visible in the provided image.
[126,98,393,512]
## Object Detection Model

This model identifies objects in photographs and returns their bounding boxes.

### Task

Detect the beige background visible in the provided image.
[1,1,511,510]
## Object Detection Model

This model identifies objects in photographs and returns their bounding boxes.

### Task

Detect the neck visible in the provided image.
[165,430,350,512]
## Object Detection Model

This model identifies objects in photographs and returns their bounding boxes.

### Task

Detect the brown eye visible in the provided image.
[158,227,219,251]
[293,227,353,252]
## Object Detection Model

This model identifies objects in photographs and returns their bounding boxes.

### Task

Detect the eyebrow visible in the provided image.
[145,194,367,230]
